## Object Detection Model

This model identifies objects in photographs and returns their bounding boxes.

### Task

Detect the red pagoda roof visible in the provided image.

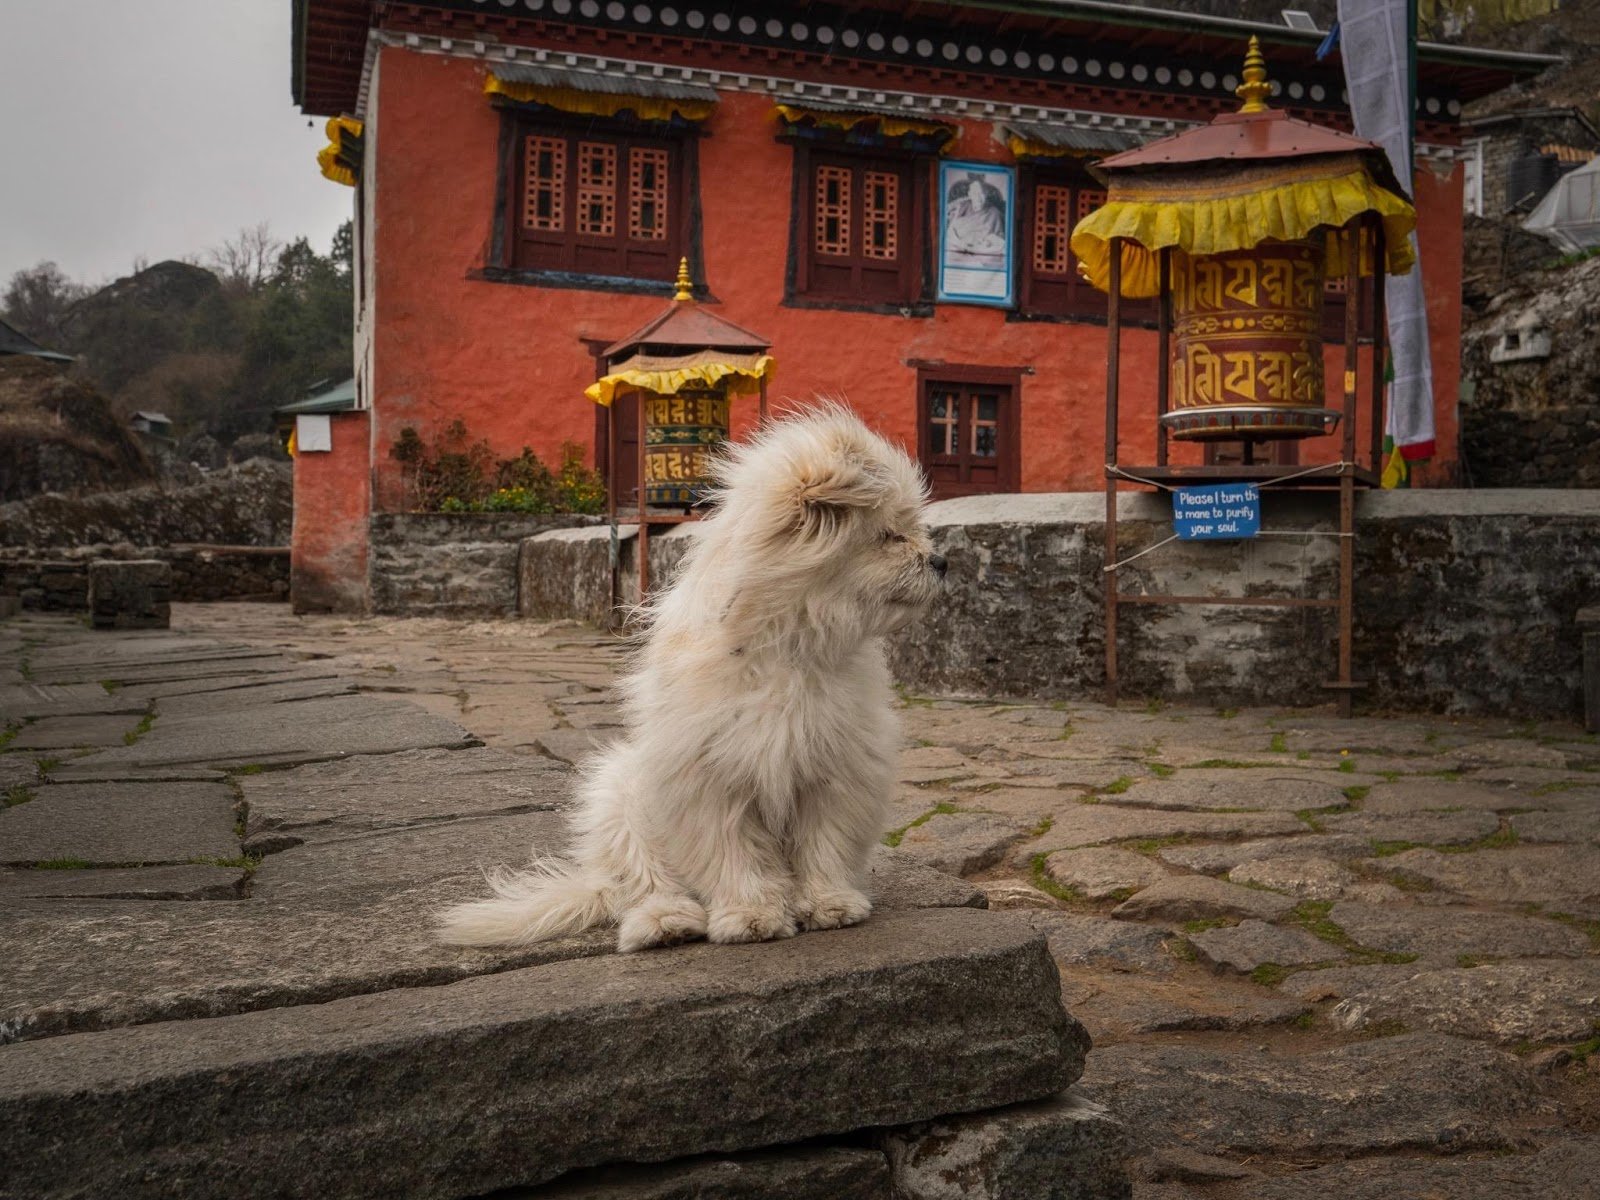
[602,297,771,362]
[1099,107,1387,171]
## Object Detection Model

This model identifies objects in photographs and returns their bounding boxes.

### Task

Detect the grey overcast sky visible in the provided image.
[1,0,353,287]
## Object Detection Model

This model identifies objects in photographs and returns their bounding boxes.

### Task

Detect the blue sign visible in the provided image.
[1173,483,1261,540]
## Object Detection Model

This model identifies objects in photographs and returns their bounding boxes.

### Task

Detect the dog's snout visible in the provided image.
[927,553,947,578]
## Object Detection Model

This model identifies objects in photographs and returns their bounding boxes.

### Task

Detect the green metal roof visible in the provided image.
[277,376,357,414]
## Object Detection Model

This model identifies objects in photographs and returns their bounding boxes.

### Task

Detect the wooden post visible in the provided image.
[1338,224,1360,718]
[1369,217,1388,475]
[1155,246,1171,468]
[606,399,619,620]
[1104,239,1122,707]
[636,389,650,603]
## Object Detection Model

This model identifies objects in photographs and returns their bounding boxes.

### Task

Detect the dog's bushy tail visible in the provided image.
[436,860,614,946]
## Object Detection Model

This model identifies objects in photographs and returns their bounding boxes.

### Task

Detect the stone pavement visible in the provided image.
[4,604,1600,1197]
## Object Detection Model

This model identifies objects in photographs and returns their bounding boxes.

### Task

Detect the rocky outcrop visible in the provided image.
[0,357,153,501]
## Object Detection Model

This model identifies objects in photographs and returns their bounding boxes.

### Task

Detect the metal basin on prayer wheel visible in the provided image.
[643,382,730,506]
[1164,238,1338,441]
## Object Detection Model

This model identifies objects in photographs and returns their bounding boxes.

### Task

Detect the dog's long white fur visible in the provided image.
[437,405,941,951]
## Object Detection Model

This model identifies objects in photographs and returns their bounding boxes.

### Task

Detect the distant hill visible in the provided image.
[0,356,154,502]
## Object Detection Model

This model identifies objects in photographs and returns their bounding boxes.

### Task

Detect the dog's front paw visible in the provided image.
[792,887,872,932]
[617,894,708,952]
[707,903,798,944]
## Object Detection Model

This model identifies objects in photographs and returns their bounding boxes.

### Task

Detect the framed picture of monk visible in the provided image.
[937,160,1015,307]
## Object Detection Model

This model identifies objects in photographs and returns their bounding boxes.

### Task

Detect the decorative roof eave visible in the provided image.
[1001,119,1147,161]
[294,0,1558,118]
[485,63,717,122]
[772,99,956,143]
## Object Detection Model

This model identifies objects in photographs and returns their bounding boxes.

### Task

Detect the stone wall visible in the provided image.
[0,460,291,549]
[519,491,1600,720]
[369,513,600,617]
[519,523,698,626]
[1,545,289,610]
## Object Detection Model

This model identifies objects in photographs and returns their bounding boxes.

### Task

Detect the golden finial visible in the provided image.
[673,258,694,302]
[1235,35,1272,114]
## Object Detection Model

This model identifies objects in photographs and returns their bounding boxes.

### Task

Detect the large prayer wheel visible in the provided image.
[1163,237,1333,441]
[643,382,729,506]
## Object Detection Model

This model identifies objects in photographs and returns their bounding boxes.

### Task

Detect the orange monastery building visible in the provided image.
[290,0,1547,611]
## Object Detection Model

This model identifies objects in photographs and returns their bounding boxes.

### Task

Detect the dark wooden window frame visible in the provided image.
[783,139,933,315]
[914,363,1024,499]
[480,107,706,298]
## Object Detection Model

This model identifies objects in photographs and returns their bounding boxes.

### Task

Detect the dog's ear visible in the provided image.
[793,456,885,530]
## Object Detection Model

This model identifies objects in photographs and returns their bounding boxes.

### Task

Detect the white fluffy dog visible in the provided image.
[438,406,945,952]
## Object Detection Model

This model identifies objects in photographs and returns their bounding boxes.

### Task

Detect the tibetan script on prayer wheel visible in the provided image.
[1164,238,1334,441]
[643,383,730,506]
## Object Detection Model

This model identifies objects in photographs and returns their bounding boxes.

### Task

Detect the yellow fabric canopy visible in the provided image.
[1069,154,1417,298]
[773,103,953,141]
[1005,134,1092,160]
[585,350,776,407]
[317,116,363,187]
[484,75,715,123]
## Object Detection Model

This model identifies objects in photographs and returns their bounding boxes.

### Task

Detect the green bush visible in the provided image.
[392,423,605,515]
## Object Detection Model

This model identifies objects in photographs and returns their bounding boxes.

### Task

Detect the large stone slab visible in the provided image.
[0,683,148,719]
[152,675,357,716]
[0,864,244,900]
[1189,920,1341,974]
[1322,808,1501,846]
[1042,848,1168,900]
[995,911,1180,976]
[1059,969,1308,1039]
[0,781,239,866]
[0,908,1085,1200]
[1369,845,1600,910]
[239,746,571,845]
[520,1147,893,1199]
[7,713,145,750]
[895,811,1033,875]
[882,1090,1131,1200]
[1331,959,1600,1043]
[1111,876,1295,923]
[1357,779,1535,814]
[1227,855,1398,902]
[0,827,985,1043]
[1158,834,1370,874]
[1098,775,1348,814]
[1079,1033,1546,1157]
[1213,1138,1600,1200]
[1326,901,1591,961]
[29,654,292,688]
[63,694,479,771]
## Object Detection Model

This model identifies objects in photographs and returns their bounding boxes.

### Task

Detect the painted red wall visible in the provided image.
[365,46,1466,499]
[290,410,371,612]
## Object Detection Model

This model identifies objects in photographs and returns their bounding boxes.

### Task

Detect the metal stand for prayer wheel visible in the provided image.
[1080,38,1413,718]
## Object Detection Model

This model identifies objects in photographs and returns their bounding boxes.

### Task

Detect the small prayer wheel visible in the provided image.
[1164,237,1330,440]
[643,382,730,505]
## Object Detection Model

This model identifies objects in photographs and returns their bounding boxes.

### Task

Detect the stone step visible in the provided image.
[0,907,1085,1200]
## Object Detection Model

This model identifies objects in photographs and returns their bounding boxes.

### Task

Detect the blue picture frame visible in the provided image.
[937,160,1016,308]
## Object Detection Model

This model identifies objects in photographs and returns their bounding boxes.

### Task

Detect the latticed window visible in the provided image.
[815,166,852,256]
[796,151,917,306]
[1032,184,1073,274]
[1020,173,1121,319]
[576,142,618,237]
[522,136,566,231]
[628,148,670,241]
[508,124,683,279]
[862,171,899,260]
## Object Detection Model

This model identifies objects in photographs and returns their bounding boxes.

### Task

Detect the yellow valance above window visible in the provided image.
[1069,154,1417,298]
[585,350,776,407]
[484,73,716,123]
[773,103,954,142]
[317,116,364,187]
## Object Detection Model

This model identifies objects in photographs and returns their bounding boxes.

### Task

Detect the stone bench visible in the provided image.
[87,559,171,630]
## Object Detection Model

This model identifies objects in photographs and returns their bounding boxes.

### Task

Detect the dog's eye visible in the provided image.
[882,531,908,544]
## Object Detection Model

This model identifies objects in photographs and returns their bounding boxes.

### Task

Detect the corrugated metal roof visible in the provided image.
[489,63,718,103]
[277,377,357,414]
[1002,119,1146,153]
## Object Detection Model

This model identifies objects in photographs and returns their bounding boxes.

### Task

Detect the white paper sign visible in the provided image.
[296,414,333,453]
